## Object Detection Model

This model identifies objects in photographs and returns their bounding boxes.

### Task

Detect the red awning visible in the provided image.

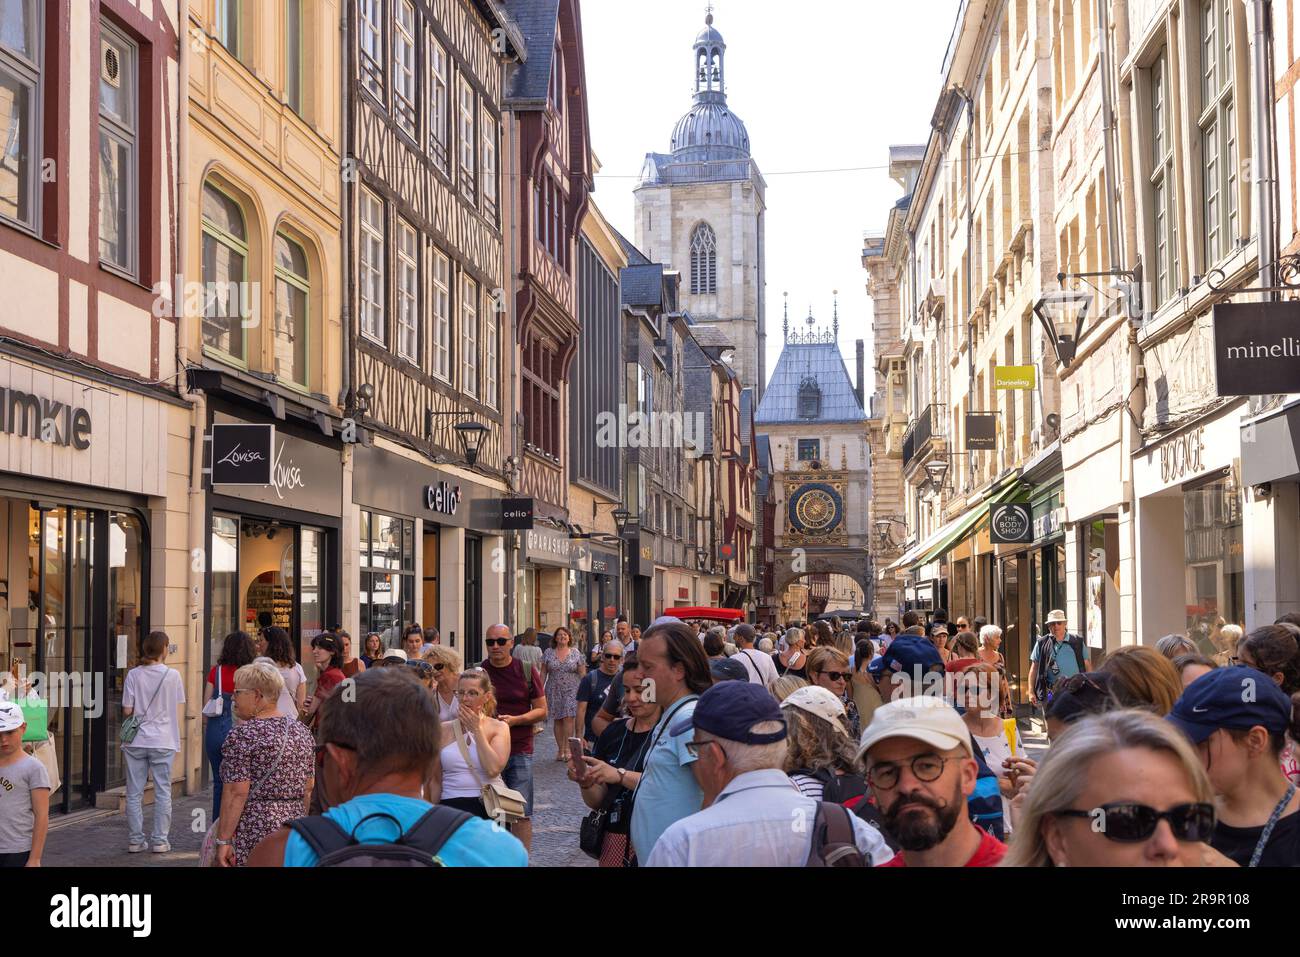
[668,606,745,622]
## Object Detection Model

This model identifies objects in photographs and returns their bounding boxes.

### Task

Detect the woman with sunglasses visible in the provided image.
[434,669,511,819]
[1167,664,1300,866]
[1002,709,1234,866]
[543,626,586,763]
[425,645,464,722]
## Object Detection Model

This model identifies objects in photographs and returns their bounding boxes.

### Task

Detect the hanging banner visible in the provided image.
[965,413,997,451]
[1213,302,1300,396]
[994,365,1037,390]
[989,502,1033,544]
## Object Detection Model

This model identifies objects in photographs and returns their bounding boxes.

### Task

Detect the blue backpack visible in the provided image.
[966,734,1005,841]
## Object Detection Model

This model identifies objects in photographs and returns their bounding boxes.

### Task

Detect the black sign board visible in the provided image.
[965,413,997,451]
[501,497,535,530]
[211,424,274,485]
[990,502,1033,544]
[1213,301,1300,396]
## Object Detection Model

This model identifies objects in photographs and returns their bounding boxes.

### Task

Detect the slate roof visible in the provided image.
[621,264,664,308]
[686,323,734,350]
[501,0,560,105]
[615,229,652,266]
[754,341,867,425]
[681,337,716,455]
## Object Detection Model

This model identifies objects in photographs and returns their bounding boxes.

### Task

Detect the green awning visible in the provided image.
[909,481,1022,570]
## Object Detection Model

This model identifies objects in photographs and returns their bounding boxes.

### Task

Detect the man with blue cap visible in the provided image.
[644,681,889,866]
[1167,665,1300,866]
[868,634,946,704]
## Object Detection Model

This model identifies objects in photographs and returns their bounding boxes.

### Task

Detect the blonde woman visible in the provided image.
[773,628,808,680]
[213,660,315,867]
[435,669,511,819]
[1212,623,1244,668]
[1001,710,1234,867]
[425,645,464,722]
[770,675,809,702]
[779,685,863,802]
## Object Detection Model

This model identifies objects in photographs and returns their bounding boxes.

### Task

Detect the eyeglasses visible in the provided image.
[603,653,623,661]
[684,738,721,759]
[1053,802,1216,843]
[313,741,356,764]
[485,637,511,647]
[430,662,445,672]
[866,755,957,790]
[818,670,851,682]
[406,661,434,675]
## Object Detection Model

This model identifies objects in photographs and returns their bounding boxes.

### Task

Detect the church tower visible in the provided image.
[635,10,767,401]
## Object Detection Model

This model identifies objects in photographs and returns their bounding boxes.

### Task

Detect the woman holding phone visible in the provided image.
[435,669,511,818]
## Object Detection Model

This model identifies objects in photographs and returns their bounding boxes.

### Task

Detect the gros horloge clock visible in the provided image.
[788,482,844,535]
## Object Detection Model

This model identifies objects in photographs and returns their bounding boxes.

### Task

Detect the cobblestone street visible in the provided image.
[41,723,593,868]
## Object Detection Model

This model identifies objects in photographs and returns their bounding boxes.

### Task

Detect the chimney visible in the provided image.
[855,339,865,409]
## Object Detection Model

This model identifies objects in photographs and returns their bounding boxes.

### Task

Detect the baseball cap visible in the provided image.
[780,685,849,736]
[930,623,950,636]
[709,656,750,683]
[1166,664,1293,745]
[0,700,25,733]
[383,648,409,663]
[857,695,973,760]
[670,681,787,744]
[868,634,944,678]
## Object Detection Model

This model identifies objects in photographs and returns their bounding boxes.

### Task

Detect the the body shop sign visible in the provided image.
[990,503,1033,544]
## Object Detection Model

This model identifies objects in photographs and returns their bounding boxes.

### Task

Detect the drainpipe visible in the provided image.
[1251,0,1277,299]
[340,2,352,406]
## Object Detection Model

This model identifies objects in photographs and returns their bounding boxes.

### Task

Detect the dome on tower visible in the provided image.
[669,12,750,163]
[695,14,725,47]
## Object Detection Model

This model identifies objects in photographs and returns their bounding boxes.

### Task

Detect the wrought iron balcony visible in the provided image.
[902,404,945,469]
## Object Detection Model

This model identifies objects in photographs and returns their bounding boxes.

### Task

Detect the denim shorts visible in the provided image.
[502,752,534,818]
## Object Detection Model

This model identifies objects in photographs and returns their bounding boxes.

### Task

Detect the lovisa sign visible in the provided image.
[211,424,274,485]
[210,414,342,515]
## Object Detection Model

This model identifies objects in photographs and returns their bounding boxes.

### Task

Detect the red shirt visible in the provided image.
[878,828,1007,867]
[944,657,981,673]
[206,664,239,692]
[482,657,546,756]
[315,667,346,697]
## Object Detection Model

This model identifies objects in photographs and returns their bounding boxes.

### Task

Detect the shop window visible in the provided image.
[359,510,414,647]
[1183,473,1243,642]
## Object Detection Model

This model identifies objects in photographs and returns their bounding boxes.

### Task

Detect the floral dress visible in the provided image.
[543,647,583,720]
[220,715,315,866]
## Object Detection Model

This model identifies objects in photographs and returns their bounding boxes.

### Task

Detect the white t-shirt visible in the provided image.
[972,728,1027,830]
[277,663,307,718]
[121,664,185,752]
[735,648,778,687]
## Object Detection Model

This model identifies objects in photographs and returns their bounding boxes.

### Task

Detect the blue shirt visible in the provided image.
[1030,634,1088,679]
[283,793,527,867]
[630,695,702,860]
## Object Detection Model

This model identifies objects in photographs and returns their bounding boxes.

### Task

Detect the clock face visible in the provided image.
[788,483,844,534]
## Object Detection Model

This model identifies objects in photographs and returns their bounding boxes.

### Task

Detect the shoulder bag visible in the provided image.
[202,666,225,718]
[202,717,294,866]
[120,667,168,746]
[453,718,527,826]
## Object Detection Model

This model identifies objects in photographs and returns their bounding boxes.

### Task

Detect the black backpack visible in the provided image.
[793,766,867,809]
[1034,632,1087,700]
[284,807,472,867]
[807,802,866,867]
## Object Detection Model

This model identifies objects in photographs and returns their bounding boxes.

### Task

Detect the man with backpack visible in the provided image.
[246,668,525,866]
[1027,610,1091,714]
[481,623,547,854]
[644,682,889,867]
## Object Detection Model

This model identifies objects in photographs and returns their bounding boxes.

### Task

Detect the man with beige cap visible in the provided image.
[858,696,1007,867]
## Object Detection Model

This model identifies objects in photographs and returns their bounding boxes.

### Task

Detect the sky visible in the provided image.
[581,0,963,387]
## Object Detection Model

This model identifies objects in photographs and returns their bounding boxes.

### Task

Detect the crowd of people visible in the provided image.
[2,606,1299,868]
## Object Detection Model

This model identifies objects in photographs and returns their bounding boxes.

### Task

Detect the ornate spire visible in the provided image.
[833,289,839,340]
[783,291,789,342]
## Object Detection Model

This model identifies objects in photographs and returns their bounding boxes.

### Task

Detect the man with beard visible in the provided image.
[858,695,1008,867]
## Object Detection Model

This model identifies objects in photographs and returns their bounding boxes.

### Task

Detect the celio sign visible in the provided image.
[425,481,462,516]
[1160,426,1205,484]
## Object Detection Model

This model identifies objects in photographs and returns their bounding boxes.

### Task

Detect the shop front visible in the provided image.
[0,355,189,813]
[629,530,655,627]
[520,525,574,640]
[206,408,343,684]
[1134,405,1245,645]
[569,544,620,651]
[1240,399,1300,627]
[351,443,508,665]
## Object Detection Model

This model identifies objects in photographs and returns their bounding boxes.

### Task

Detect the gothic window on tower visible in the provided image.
[690,223,717,294]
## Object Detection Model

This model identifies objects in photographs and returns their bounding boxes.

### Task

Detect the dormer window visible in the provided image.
[798,377,821,419]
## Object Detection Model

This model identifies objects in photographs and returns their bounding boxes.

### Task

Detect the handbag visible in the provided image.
[19,696,47,743]
[201,666,225,718]
[579,807,608,858]
[120,667,168,746]
[203,717,293,866]
[453,719,527,826]
[24,733,60,794]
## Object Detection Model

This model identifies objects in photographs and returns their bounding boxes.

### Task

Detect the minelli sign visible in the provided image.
[0,388,92,448]
[1213,302,1300,396]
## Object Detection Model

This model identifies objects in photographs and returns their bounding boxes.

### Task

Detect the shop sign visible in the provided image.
[212,413,343,514]
[1033,507,1066,542]
[990,502,1033,544]
[965,413,997,451]
[718,542,735,561]
[1159,426,1205,484]
[524,527,572,567]
[211,424,275,485]
[0,387,92,448]
[994,365,1037,390]
[1213,302,1300,396]
[589,549,618,575]
[424,481,463,516]
[500,497,534,529]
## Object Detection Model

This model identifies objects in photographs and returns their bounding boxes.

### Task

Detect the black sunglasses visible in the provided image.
[603,653,623,661]
[1053,802,1216,843]
[818,670,851,682]
[485,637,511,647]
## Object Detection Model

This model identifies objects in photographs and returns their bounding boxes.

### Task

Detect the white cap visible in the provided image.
[857,695,972,760]
[780,685,849,736]
[383,648,409,663]
[0,700,25,733]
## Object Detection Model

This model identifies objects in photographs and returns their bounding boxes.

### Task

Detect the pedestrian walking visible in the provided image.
[425,645,464,721]
[1167,665,1300,866]
[122,630,186,854]
[1042,672,1114,742]
[422,627,441,655]
[780,685,867,808]
[1002,710,1230,867]
[773,627,808,679]
[1097,645,1183,716]
[944,630,980,672]
[850,640,884,729]
[0,700,49,868]
[261,627,307,723]
[213,661,314,867]
[1236,625,1300,784]
[402,624,426,660]
[246,669,526,867]
[572,657,661,866]
[543,626,585,762]
[514,627,544,669]
[481,623,547,852]
[1028,610,1091,713]
[930,622,952,663]
[338,630,366,678]
[576,640,623,750]
[806,646,860,738]
[1155,633,1198,660]
[704,631,748,682]
[1172,653,1217,688]
[771,675,809,702]
[203,630,255,819]
[977,625,1011,716]
[867,633,945,704]
[859,695,1008,867]
[629,619,713,860]
[360,633,384,669]
[645,682,888,866]
[732,623,779,688]
[302,633,346,731]
[435,669,511,819]
[957,662,1029,836]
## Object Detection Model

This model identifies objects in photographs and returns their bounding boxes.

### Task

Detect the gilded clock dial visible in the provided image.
[788,483,844,534]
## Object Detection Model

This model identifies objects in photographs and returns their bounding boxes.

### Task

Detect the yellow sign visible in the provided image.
[995,365,1037,390]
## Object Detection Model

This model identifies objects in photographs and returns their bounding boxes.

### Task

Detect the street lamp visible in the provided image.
[611,506,632,537]
[1033,286,1092,368]
[454,421,489,466]
[696,546,708,569]
[924,458,949,494]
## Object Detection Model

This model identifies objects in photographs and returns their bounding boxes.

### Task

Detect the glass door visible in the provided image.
[104,512,144,790]
[299,526,324,669]
[464,536,482,664]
